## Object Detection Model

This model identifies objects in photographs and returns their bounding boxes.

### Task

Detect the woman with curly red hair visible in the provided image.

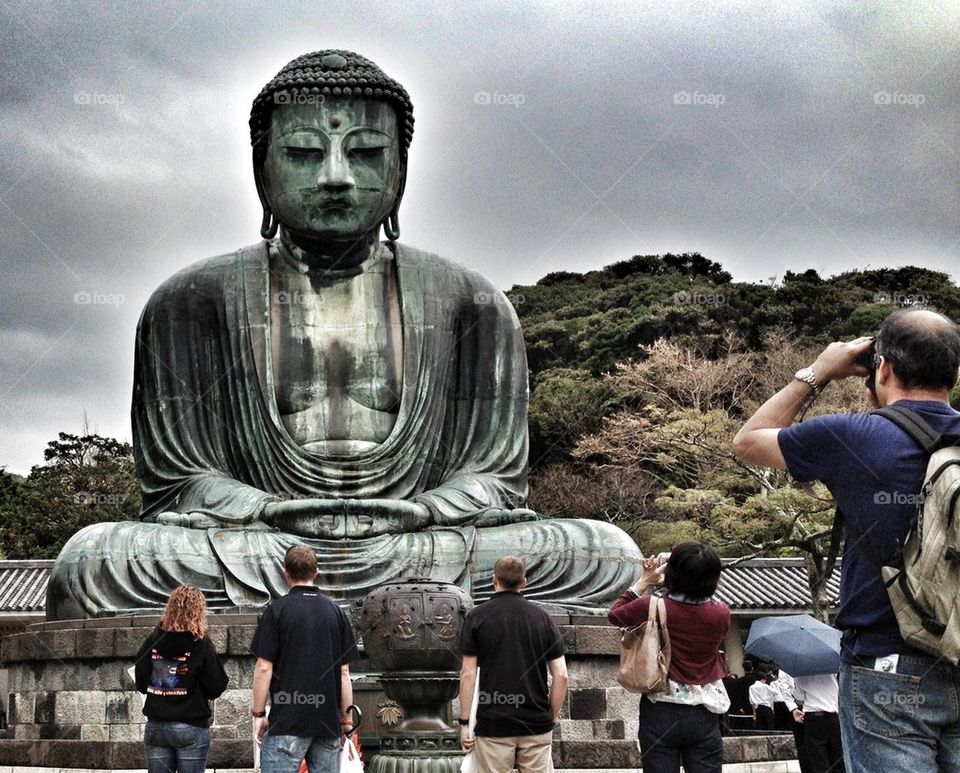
[135,585,229,772]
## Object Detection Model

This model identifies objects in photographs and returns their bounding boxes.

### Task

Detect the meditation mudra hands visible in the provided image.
[156,499,539,538]
[262,498,431,538]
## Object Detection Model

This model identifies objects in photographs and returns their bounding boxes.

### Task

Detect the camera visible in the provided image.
[856,339,878,393]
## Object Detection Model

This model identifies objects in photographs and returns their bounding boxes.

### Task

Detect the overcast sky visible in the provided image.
[0,0,957,474]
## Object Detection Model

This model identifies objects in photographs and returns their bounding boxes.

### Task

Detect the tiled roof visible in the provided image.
[0,560,53,613]
[717,558,841,612]
[0,558,840,617]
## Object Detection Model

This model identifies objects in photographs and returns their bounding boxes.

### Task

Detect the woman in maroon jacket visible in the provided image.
[609,542,730,773]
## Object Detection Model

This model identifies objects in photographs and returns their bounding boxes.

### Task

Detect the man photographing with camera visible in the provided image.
[732,308,960,772]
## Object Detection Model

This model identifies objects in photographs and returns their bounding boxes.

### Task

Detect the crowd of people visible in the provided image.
[133,543,845,773]
[130,307,960,773]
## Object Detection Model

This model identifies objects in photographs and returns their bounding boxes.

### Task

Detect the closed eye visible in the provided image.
[347,147,386,160]
[284,146,324,160]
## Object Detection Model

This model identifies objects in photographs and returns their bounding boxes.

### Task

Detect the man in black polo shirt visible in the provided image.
[251,546,359,772]
[458,555,568,773]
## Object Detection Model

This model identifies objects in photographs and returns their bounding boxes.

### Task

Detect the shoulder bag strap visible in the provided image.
[873,405,943,454]
[656,596,667,626]
[647,595,659,623]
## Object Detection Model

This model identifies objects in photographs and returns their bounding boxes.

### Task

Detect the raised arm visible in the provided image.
[732,337,874,467]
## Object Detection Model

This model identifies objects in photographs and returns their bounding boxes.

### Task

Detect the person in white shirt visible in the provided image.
[772,671,810,772]
[778,673,845,772]
[748,671,777,730]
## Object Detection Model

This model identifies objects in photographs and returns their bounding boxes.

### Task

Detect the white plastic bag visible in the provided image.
[460,667,481,773]
[461,751,478,773]
[340,735,363,773]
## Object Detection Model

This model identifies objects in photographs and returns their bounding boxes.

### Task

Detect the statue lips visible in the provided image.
[306,193,357,211]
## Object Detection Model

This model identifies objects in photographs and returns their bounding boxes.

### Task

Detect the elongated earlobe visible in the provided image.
[382,164,408,242]
[261,208,278,239]
[383,210,400,241]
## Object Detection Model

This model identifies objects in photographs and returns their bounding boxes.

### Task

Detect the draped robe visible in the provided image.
[47,241,642,619]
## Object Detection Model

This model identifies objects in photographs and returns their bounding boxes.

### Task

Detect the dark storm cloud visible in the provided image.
[0,0,957,473]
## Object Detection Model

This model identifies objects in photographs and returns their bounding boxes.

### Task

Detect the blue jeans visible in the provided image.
[839,656,960,772]
[260,732,340,773]
[143,720,211,773]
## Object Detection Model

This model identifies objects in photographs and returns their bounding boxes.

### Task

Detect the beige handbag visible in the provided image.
[617,595,671,694]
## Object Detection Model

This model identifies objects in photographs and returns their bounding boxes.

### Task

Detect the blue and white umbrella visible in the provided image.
[745,614,841,677]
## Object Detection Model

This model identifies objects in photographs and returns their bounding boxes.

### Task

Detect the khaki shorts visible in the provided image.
[474,730,554,773]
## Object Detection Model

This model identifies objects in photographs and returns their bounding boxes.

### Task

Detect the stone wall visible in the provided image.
[4,615,257,746]
[0,616,795,769]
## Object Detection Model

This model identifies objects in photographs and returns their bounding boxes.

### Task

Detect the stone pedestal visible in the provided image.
[0,616,795,769]
[0,615,259,767]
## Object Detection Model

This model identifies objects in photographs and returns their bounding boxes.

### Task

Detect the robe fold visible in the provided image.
[47,241,642,620]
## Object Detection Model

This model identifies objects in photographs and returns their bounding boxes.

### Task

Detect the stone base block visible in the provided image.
[0,619,796,769]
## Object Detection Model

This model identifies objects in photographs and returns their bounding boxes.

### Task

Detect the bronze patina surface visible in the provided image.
[47,50,642,620]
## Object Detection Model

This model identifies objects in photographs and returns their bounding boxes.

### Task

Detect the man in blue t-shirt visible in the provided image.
[732,308,960,773]
[251,545,359,772]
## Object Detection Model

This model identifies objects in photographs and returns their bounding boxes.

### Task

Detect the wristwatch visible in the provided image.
[794,367,822,395]
[251,709,267,718]
[458,717,470,726]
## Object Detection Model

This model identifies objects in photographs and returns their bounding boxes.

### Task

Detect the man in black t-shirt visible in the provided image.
[251,546,359,773]
[458,556,568,773]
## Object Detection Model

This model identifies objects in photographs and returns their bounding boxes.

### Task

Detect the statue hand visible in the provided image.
[156,509,263,529]
[261,499,431,538]
[156,512,223,529]
[471,507,540,528]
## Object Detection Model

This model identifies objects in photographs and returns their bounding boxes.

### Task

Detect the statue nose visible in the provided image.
[317,147,355,191]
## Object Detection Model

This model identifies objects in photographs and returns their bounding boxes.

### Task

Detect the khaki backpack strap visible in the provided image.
[873,406,943,454]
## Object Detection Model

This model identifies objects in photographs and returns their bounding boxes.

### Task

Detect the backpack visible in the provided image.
[837,405,960,663]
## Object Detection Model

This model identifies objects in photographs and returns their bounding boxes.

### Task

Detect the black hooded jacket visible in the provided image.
[135,626,229,726]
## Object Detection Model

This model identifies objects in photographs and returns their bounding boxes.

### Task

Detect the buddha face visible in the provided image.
[261,98,402,242]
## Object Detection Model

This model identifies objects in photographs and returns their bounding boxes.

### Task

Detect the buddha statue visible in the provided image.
[47,50,642,620]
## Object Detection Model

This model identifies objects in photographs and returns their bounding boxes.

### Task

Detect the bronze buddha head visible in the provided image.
[250,50,414,245]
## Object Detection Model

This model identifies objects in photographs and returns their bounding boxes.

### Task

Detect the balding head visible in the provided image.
[877,308,960,391]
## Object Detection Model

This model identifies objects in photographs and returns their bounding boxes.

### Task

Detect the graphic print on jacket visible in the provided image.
[148,648,192,696]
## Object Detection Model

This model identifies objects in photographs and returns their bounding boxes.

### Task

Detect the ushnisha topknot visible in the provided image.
[249,49,415,165]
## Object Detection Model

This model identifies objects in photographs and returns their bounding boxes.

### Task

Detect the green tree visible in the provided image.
[533,337,870,620]
[0,433,140,558]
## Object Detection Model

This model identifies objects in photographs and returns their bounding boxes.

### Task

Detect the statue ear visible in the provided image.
[253,153,278,239]
[382,162,407,242]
